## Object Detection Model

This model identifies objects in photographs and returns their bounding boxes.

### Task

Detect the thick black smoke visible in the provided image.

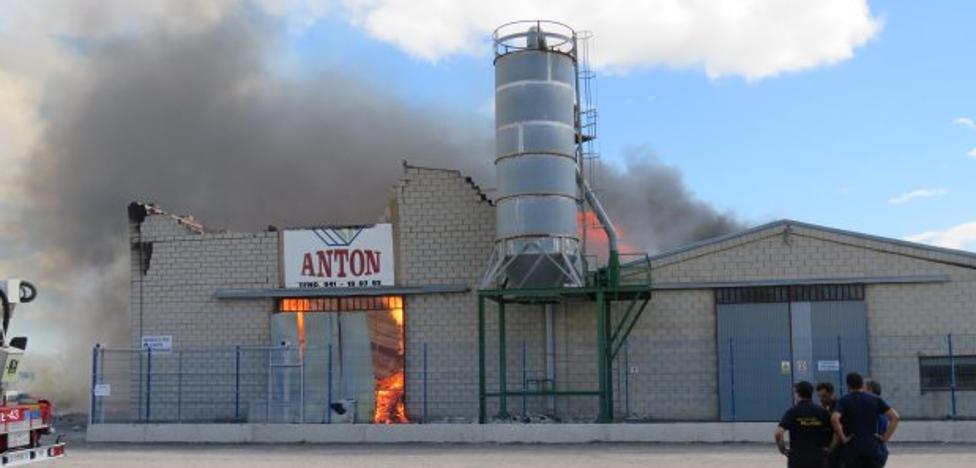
[599,152,744,253]
[24,17,492,265]
[24,14,739,271]
[19,14,493,410]
[17,13,740,409]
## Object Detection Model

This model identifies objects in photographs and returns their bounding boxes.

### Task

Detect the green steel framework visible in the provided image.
[477,256,653,423]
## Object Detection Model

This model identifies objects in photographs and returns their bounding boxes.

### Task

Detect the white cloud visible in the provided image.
[339,0,881,80]
[968,147,976,158]
[953,117,976,129]
[888,188,949,204]
[906,222,976,251]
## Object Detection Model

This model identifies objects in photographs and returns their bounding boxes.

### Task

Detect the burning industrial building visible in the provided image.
[78,21,976,440]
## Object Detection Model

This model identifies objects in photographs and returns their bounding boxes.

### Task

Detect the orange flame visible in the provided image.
[281,295,409,424]
[295,311,306,357]
[374,370,408,424]
[578,211,640,260]
[372,297,409,424]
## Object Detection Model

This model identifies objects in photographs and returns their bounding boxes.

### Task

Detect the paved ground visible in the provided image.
[49,443,976,467]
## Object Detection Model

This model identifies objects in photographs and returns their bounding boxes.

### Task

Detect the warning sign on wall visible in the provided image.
[141,335,173,353]
[818,360,841,372]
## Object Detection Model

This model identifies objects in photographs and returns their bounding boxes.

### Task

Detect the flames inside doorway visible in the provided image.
[367,297,408,424]
[279,296,409,424]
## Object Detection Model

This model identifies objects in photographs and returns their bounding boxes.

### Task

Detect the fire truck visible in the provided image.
[0,280,65,466]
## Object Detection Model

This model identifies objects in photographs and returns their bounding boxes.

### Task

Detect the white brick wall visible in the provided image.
[397,165,590,421]
[395,166,499,421]
[130,218,278,350]
[126,213,278,421]
[643,225,976,420]
[124,174,976,423]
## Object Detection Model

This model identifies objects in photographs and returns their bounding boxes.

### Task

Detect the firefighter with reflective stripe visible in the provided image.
[775,381,833,468]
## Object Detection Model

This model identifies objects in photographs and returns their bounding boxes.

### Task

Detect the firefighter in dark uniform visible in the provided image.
[817,381,844,468]
[775,381,833,468]
[831,373,900,468]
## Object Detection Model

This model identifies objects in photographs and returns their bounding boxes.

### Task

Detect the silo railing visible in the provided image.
[493,20,577,57]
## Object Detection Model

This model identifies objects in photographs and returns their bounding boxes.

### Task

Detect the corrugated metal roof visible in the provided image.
[629,219,976,269]
[651,274,950,290]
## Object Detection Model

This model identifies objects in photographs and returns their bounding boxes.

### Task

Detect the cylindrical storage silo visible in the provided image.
[489,21,583,288]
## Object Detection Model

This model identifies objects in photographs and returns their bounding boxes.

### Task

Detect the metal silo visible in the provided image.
[478,23,647,425]
[483,21,586,288]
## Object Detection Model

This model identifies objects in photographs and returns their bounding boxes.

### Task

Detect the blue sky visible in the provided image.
[272,1,975,250]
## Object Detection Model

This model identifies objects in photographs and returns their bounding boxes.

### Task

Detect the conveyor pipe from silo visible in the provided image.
[578,173,619,287]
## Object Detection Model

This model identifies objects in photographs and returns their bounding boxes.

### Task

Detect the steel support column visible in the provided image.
[596,290,610,422]
[476,256,651,425]
[497,300,510,419]
[605,296,614,420]
[478,295,487,424]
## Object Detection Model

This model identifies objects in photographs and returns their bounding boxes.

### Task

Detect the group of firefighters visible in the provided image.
[774,372,900,468]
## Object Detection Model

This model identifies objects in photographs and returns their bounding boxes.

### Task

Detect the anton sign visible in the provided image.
[283,224,394,288]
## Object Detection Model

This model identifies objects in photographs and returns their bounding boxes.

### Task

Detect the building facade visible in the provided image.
[110,163,976,424]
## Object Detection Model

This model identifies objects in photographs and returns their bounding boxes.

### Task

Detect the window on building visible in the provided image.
[919,355,976,392]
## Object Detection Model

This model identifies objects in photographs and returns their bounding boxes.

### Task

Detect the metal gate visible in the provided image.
[268,311,376,423]
[718,303,793,421]
[810,301,869,393]
[717,286,869,421]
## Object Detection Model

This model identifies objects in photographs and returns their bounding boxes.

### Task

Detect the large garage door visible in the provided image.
[718,303,793,421]
[810,301,869,393]
[717,285,868,421]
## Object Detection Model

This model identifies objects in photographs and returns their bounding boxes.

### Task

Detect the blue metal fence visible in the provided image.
[89,334,976,424]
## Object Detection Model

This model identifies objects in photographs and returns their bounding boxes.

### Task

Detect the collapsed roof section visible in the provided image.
[127,201,218,235]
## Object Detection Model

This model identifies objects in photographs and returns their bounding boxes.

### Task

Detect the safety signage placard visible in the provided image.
[283,224,395,289]
[818,360,841,372]
[141,335,173,353]
[93,384,111,397]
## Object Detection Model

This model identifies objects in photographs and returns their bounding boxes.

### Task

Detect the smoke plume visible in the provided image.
[9,11,740,410]
[24,18,492,263]
[599,152,744,254]
[15,14,493,410]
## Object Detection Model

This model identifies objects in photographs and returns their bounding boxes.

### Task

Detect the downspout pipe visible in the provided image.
[578,172,620,287]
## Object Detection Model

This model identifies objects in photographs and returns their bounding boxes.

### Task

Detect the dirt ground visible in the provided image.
[48,443,976,467]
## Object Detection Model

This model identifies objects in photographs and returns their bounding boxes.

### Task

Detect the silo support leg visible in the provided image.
[497,300,510,420]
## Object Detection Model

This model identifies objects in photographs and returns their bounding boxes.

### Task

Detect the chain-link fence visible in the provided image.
[89,334,976,424]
